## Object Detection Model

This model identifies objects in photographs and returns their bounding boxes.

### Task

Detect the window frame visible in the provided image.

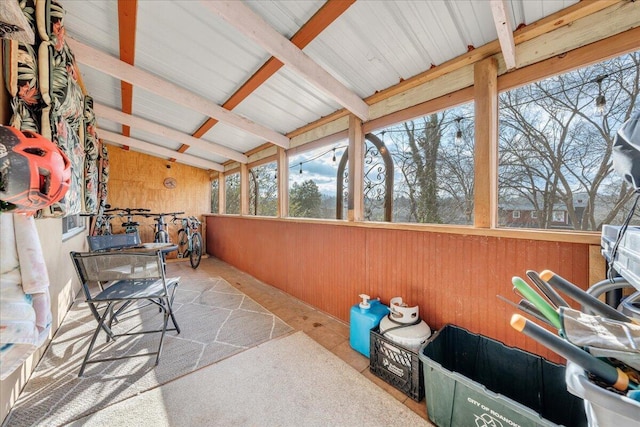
[62,214,86,241]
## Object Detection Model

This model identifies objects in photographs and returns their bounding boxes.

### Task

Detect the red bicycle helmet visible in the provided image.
[0,125,71,213]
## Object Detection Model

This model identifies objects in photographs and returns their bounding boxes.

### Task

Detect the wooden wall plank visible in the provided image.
[206,216,592,362]
[106,147,211,253]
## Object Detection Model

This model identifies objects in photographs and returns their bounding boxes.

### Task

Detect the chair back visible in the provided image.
[70,251,167,298]
[87,233,141,252]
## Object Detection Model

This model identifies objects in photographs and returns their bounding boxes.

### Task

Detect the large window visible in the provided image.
[249,162,277,217]
[289,142,346,219]
[498,51,640,231]
[372,102,475,224]
[225,173,240,215]
[211,178,219,213]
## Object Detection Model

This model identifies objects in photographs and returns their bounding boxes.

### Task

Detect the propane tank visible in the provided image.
[379,297,431,351]
[350,294,389,357]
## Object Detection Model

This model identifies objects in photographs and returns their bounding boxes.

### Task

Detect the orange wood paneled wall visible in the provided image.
[106,147,211,250]
[206,215,592,362]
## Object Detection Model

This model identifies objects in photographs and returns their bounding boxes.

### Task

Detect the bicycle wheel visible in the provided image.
[190,232,203,269]
[177,229,189,258]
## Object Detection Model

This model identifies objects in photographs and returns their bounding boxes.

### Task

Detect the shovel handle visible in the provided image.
[540,270,634,323]
[512,276,562,330]
[511,314,633,391]
[526,270,570,308]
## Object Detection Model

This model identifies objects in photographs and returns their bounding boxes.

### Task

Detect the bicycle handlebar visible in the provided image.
[171,215,201,228]
[144,211,185,219]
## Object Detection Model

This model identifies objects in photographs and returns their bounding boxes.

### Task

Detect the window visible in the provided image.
[530,211,538,219]
[289,142,346,219]
[225,173,240,215]
[498,50,640,231]
[372,102,475,224]
[62,214,85,239]
[512,210,520,219]
[249,162,277,217]
[211,178,219,213]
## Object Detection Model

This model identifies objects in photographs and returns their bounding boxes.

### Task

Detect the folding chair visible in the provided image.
[70,250,180,376]
[87,233,141,252]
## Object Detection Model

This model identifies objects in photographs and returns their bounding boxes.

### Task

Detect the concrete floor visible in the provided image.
[169,255,430,423]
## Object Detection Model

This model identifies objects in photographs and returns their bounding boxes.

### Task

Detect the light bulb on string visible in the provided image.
[454,117,464,145]
[332,148,336,162]
[594,75,607,117]
[299,162,302,174]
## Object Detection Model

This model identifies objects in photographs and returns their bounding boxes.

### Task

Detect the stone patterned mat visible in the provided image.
[3,277,293,427]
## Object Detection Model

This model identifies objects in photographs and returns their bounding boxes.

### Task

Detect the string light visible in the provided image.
[454,117,464,144]
[594,74,607,117]
[290,144,347,171]
[332,148,336,162]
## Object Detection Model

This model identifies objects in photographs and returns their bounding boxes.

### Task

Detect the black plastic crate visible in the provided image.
[369,326,424,401]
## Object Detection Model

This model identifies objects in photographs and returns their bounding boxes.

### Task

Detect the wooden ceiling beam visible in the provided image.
[117,0,137,138]
[490,0,516,71]
[99,129,224,172]
[202,0,369,121]
[67,37,290,149]
[192,0,354,139]
[94,103,248,163]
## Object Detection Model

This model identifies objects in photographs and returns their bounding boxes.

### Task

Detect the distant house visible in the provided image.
[499,194,588,230]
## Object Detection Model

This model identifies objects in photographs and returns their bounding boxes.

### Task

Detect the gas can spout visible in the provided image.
[359,294,371,309]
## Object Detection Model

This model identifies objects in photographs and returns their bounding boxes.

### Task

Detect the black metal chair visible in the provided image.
[87,233,141,252]
[70,250,180,376]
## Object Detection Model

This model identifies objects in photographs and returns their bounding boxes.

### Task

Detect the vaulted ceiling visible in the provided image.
[61,0,627,172]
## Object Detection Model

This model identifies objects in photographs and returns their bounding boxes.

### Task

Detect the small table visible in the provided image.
[118,242,178,254]
[115,243,178,272]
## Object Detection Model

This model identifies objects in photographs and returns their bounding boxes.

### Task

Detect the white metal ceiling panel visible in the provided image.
[62,0,119,56]
[445,0,498,47]
[135,1,269,104]
[245,0,323,39]
[131,88,207,135]
[76,66,121,109]
[129,129,182,152]
[181,145,227,165]
[233,67,340,135]
[94,118,121,135]
[201,121,265,155]
[512,0,578,26]
[304,1,476,99]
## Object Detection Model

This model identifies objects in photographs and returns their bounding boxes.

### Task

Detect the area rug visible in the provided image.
[67,331,426,426]
[3,277,293,427]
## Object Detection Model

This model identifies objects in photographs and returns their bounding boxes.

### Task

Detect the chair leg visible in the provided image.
[79,303,112,377]
[169,284,180,333]
[155,301,171,366]
[87,302,117,341]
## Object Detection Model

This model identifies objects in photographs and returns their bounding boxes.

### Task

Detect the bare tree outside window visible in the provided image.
[249,162,277,217]
[225,173,240,215]
[211,178,219,213]
[373,103,475,225]
[498,51,640,230]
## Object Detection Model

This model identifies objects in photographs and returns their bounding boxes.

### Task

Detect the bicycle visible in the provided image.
[117,207,151,234]
[81,204,117,236]
[174,216,203,269]
[145,212,184,243]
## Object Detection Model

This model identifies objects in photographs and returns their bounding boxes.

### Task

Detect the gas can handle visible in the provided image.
[359,294,371,309]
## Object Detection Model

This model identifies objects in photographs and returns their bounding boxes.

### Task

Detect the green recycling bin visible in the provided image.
[419,324,587,427]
